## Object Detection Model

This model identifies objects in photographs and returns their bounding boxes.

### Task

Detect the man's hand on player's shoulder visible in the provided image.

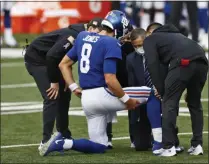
[125,98,140,110]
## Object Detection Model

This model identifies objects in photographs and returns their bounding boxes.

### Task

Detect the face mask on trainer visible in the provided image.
[135,47,144,54]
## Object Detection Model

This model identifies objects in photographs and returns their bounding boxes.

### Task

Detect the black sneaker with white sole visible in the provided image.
[175,146,184,153]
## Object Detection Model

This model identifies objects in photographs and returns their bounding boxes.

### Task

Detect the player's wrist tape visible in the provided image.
[69,83,79,92]
[120,94,130,103]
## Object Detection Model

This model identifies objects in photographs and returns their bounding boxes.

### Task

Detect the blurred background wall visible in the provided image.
[0,1,111,34]
[0,1,208,48]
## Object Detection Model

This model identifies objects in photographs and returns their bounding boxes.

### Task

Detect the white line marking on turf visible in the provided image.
[1,110,43,115]
[1,48,23,58]
[1,80,79,89]
[0,98,208,115]
[1,131,208,149]
[180,99,208,103]
[1,106,82,112]
[1,83,36,89]
[1,102,40,107]
[1,109,208,117]
[113,131,209,140]
[1,105,208,117]
[1,104,43,111]
[1,62,24,68]
[1,144,39,149]
[0,98,208,108]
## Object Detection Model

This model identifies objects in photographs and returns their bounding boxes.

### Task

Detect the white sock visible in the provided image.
[152,128,162,143]
[4,28,17,46]
[4,28,13,37]
[63,139,73,150]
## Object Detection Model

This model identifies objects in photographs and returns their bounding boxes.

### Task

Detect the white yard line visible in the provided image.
[178,113,208,117]
[0,99,208,115]
[1,144,40,149]
[1,110,43,115]
[1,107,208,117]
[1,81,79,89]
[1,106,82,112]
[0,98,208,107]
[1,131,208,149]
[1,102,40,107]
[1,48,23,58]
[1,83,36,89]
[1,104,43,111]
[1,62,24,68]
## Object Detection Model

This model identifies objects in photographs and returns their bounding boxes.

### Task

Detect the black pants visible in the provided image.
[129,105,152,150]
[25,62,71,143]
[162,60,208,148]
[128,111,134,144]
[170,1,198,42]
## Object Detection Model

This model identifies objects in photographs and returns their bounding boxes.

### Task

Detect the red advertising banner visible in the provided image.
[1,1,111,34]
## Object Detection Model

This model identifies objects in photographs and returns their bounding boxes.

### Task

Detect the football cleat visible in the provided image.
[152,141,163,155]
[188,145,203,156]
[159,146,177,157]
[38,141,44,151]
[175,146,184,153]
[130,142,135,148]
[39,132,64,156]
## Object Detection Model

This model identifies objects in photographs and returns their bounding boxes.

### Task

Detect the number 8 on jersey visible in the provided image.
[80,43,92,73]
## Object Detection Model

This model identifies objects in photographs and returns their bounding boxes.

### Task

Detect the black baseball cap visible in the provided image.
[87,17,103,29]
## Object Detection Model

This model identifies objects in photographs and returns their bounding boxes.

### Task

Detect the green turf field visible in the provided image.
[1,57,208,163]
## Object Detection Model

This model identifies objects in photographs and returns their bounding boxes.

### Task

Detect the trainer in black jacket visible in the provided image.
[143,23,208,155]
[24,18,103,148]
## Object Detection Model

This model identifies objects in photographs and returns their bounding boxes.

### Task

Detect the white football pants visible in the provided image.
[81,86,151,146]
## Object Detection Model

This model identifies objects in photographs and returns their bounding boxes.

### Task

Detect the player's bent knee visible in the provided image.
[88,129,108,146]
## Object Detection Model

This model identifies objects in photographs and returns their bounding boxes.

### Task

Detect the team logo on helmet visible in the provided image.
[121,16,129,29]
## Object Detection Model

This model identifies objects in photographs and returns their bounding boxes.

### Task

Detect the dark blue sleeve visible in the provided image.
[66,36,78,62]
[103,58,117,74]
[104,38,122,60]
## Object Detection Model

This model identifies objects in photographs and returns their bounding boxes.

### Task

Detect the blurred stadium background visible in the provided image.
[1,1,208,163]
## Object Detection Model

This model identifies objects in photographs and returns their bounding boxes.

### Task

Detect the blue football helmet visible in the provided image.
[101,10,130,39]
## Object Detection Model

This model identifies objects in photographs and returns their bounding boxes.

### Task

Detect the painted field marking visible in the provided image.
[1,131,208,149]
[1,83,36,89]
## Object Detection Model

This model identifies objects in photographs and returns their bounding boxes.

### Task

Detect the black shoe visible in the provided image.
[175,146,184,153]
[61,130,72,139]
